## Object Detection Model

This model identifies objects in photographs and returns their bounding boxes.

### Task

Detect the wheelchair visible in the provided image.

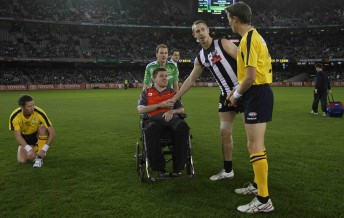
[135,114,195,182]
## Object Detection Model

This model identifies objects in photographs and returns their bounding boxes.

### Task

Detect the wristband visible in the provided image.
[25,145,32,152]
[233,90,242,99]
[42,144,50,152]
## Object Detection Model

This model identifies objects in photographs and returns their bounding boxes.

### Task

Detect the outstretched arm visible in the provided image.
[171,58,203,102]
[173,81,179,92]
[138,100,174,114]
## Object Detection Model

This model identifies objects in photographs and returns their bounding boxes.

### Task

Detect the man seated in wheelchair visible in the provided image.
[137,67,190,177]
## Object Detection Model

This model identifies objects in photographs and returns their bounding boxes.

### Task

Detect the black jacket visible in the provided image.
[315,71,331,93]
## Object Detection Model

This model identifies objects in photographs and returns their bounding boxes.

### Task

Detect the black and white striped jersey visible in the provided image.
[197,38,238,97]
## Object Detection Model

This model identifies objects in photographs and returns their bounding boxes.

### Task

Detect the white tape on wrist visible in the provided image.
[233,90,242,99]
[42,144,49,152]
[25,145,32,152]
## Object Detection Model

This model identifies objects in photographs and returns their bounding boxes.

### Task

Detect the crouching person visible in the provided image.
[9,94,56,168]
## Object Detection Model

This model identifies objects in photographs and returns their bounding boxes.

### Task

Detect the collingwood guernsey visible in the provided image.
[197,39,238,96]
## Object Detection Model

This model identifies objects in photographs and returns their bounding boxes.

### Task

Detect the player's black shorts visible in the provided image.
[218,94,244,113]
[22,132,38,146]
[242,84,273,124]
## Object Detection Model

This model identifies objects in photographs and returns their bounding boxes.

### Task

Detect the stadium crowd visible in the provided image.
[0,0,343,27]
[0,0,343,85]
[0,65,150,85]
[1,22,343,61]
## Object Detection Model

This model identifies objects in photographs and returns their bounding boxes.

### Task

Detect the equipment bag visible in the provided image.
[326,93,344,117]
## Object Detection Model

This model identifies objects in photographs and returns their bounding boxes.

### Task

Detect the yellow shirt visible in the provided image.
[237,29,272,85]
[9,106,52,135]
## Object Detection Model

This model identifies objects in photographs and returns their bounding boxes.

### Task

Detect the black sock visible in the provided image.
[224,161,232,173]
[257,195,269,204]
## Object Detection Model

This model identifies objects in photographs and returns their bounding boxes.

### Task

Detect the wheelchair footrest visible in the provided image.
[149,172,194,181]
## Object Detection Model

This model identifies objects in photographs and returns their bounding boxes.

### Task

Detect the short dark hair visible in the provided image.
[192,20,207,32]
[152,68,167,79]
[315,63,323,69]
[170,48,179,55]
[225,2,252,25]
[155,44,168,53]
[18,94,33,107]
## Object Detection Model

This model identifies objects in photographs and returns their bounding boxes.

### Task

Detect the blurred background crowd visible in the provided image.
[0,0,343,85]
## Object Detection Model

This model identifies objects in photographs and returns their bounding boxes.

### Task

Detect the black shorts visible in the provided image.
[242,84,274,124]
[22,132,38,146]
[218,94,244,113]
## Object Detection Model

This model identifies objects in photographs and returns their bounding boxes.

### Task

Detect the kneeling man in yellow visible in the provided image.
[9,94,56,168]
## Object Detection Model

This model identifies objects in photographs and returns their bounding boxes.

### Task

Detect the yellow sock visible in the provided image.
[37,135,48,152]
[250,151,269,197]
[253,149,266,185]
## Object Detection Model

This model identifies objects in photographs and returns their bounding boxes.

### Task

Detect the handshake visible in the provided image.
[159,99,176,109]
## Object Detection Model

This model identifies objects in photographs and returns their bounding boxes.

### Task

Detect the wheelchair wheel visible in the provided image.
[139,165,145,182]
[135,142,140,173]
[186,136,195,178]
[186,161,195,178]
[136,142,145,182]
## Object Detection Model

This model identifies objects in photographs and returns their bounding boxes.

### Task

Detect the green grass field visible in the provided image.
[0,87,343,217]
